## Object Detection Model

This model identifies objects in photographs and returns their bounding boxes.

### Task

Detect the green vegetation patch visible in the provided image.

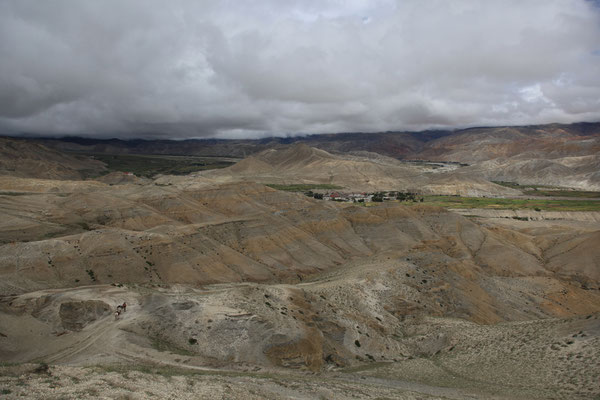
[492,181,558,190]
[522,189,600,198]
[493,181,600,198]
[418,195,600,211]
[83,153,237,178]
[0,191,34,196]
[265,183,343,192]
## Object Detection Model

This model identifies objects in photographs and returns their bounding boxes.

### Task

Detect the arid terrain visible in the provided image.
[28,122,600,190]
[1,126,599,399]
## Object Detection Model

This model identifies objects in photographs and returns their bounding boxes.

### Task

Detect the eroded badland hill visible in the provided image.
[1,128,599,399]
[31,122,600,190]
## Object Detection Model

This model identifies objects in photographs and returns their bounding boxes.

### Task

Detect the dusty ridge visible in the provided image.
[0,133,599,398]
[416,125,600,190]
[0,137,106,180]
[18,121,600,190]
[202,143,518,196]
[1,179,599,318]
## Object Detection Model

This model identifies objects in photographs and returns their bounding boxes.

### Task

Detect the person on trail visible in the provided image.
[122,302,127,312]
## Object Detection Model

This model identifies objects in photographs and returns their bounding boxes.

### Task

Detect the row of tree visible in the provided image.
[372,191,421,202]
[304,190,323,199]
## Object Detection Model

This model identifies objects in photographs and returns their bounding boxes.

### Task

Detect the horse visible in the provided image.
[115,304,123,320]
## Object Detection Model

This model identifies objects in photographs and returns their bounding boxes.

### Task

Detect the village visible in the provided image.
[305,190,423,203]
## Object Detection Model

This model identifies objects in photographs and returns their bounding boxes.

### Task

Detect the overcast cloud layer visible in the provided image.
[1,0,600,139]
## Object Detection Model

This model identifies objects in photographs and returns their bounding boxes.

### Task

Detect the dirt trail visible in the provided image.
[1,275,599,399]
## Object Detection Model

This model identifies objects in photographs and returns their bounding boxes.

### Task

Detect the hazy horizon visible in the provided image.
[4,120,600,143]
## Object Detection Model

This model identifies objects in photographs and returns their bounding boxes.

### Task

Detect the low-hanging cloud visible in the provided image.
[1,0,599,139]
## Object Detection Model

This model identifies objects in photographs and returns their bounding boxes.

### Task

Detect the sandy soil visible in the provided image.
[1,272,599,399]
[1,144,600,399]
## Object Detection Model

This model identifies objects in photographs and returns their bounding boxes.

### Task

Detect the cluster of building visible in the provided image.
[307,191,420,203]
[324,191,372,202]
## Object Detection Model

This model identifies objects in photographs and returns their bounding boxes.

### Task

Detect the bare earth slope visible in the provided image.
[416,124,600,190]
[203,143,519,196]
[26,121,600,189]
[3,121,598,191]
[0,137,106,180]
[1,178,599,371]
[1,137,599,399]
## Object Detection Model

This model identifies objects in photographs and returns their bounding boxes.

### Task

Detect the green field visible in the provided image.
[265,183,343,192]
[0,191,31,196]
[418,195,600,211]
[493,181,600,198]
[521,189,600,198]
[84,153,237,178]
[493,181,558,190]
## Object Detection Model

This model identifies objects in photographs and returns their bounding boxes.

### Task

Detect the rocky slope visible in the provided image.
[0,137,106,180]
[202,143,519,196]
[24,121,600,190]
[415,124,600,190]
[1,178,598,321]
[1,129,599,398]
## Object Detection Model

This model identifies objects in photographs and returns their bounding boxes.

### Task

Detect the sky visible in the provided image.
[1,0,599,139]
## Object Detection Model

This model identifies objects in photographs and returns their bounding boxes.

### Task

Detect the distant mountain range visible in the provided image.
[8,121,594,158]
[1,122,599,189]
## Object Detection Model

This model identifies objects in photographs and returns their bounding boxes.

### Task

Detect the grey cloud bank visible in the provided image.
[1,0,599,139]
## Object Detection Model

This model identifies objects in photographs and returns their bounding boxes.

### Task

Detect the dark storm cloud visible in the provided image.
[1,0,599,138]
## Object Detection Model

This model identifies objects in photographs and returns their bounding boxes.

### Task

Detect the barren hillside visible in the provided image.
[1,133,599,399]
[1,178,599,331]
[415,124,600,190]
[202,143,519,196]
[0,138,106,180]
[22,122,600,189]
